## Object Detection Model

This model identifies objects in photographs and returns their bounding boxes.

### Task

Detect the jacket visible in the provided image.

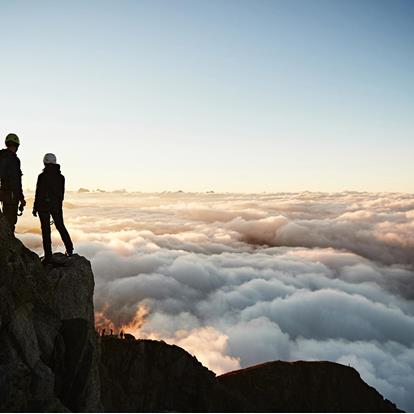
[34,164,65,212]
[0,148,24,202]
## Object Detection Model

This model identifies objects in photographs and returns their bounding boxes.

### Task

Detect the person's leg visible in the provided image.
[2,202,18,233]
[51,208,73,254]
[38,211,52,258]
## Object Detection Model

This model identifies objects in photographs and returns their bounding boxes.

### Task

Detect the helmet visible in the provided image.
[43,153,57,164]
[5,133,20,147]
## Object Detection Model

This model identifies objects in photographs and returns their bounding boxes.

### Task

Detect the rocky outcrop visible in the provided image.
[217,361,402,412]
[99,337,401,413]
[0,212,403,412]
[99,337,237,412]
[0,212,101,412]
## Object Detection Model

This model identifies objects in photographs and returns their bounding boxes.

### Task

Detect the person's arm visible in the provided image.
[10,157,24,202]
[33,175,42,215]
[0,156,5,179]
[61,175,65,203]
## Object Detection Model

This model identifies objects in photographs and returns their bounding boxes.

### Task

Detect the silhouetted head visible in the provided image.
[5,133,20,152]
[43,153,57,165]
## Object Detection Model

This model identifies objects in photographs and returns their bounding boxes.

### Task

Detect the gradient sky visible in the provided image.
[1,0,413,192]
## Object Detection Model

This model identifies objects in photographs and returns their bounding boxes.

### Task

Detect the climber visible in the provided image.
[0,133,26,233]
[33,153,74,264]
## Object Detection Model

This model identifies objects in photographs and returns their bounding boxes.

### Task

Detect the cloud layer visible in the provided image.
[17,191,414,411]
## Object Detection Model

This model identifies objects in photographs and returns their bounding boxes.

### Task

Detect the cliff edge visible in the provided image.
[0,213,101,412]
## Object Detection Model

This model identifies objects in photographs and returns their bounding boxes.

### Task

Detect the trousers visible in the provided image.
[1,202,18,233]
[38,208,73,257]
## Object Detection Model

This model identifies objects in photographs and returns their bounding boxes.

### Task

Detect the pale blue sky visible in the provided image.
[1,0,413,192]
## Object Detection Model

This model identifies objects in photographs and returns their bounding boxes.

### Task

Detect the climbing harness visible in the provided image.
[17,203,24,217]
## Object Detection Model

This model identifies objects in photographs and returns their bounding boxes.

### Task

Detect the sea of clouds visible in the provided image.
[17,191,414,411]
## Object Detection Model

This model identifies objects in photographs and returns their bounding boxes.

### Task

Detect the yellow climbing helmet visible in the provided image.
[5,133,20,146]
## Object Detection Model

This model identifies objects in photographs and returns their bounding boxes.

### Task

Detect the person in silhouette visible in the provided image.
[33,153,73,264]
[0,134,26,233]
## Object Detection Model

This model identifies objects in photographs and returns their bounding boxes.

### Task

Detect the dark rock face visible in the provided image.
[0,213,101,412]
[217,361,402,413]
[99,338,402,413]
[0,212,403,412]
[99,337,232,412]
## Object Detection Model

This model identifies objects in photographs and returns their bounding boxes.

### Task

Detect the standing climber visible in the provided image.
[0,133,26,233]
[33,153,73,263]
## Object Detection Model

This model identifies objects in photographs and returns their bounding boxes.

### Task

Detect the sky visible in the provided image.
[0,0,413,192]
[17,190,414,411]
[3,2,414,409]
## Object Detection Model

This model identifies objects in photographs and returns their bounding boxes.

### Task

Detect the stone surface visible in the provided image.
[99,336,402,413]
[0,212,101,412]
[44,254,95,322]
[99,336,236,412]
[217,360,402,412]
[101,336,231,412]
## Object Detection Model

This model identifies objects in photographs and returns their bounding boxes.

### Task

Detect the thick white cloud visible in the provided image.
[16,191,414,411]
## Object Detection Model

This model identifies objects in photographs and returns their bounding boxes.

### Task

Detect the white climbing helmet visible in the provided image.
[43,153,57,164]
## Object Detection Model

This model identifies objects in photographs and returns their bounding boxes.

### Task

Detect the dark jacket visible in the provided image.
[0,148,24,202]
[34,164,65,212]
